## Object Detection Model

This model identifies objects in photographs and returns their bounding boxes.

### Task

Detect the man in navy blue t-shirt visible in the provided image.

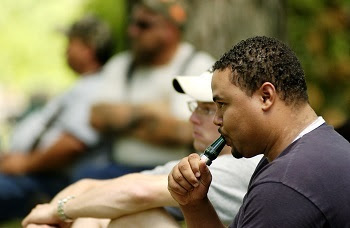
[168,36,350,227]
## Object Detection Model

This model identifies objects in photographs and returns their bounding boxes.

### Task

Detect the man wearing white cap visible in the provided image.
[23,72,260,228]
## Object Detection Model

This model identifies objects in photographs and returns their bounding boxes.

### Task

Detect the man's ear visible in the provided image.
[259,82,276,111]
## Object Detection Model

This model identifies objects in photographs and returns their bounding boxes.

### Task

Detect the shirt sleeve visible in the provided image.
[140,160,180,175]
[231,182,327,228]
[208,155,260,225]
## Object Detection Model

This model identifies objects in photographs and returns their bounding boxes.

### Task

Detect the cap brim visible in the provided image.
[173,71,213,102]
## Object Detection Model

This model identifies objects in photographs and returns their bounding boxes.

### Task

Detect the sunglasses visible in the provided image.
[130,19,156,30]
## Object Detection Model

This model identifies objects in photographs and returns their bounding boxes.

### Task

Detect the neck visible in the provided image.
[79,62,102,75]
[219,146,231,156]
[152,42,179,65]
[265,103,318,162]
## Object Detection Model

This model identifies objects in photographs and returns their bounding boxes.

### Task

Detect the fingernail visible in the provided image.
[194,182,199,187]
[195,172,200,177]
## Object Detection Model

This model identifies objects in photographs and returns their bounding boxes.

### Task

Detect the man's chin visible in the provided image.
[231,148,243,159]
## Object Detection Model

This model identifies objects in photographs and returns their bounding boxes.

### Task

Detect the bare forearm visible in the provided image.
[51,179,105,203]
[64,173,177,219]
[180,198,226,228]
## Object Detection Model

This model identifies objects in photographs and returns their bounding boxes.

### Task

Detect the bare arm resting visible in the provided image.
[0,133,86,174]
[168,153,226,228]
[64,173,177,219]
[22,173,177,227]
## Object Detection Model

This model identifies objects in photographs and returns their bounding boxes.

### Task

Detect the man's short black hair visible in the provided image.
[213,36,309,105]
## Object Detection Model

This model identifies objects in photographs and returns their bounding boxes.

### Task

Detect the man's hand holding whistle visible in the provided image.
[168,153,212,206]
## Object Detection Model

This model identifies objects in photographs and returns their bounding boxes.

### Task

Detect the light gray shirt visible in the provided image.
[142,154,262,225]
[101,42,216,166]
[10,72,114,152]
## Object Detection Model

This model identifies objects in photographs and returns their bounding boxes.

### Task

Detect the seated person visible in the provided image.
[22,71,261,227]
[168,36,350,227]
[0,15,115,220]
[74,0,216,181]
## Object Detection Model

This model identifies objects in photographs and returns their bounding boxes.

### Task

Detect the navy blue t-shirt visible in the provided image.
[230,124,350,227]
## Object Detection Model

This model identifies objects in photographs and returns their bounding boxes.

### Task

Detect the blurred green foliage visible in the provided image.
[287,0,350,126]
[0,0,126,106]
[0,0,85,97]
[82,0,128,53]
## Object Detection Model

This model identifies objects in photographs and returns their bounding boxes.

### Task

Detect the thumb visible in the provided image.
[198,161,212,188]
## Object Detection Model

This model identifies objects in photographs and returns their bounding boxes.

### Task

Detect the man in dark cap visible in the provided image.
[80,0,215,181]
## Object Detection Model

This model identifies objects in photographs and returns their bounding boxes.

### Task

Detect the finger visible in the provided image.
[22,204,49,227]
[177,155,200,188]
[168,170,188,196]
[172,163,195,191]
[179,155,202,187]
[27,224,57,228]
[188,153,201,178]
[22,211,33,227]
[198,160,212,188]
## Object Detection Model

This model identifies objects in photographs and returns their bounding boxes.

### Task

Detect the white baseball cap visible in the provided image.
[172,71,213,102]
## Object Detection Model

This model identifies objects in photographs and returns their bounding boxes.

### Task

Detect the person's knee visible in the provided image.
[108,208,180,228]
[71,218,110,228]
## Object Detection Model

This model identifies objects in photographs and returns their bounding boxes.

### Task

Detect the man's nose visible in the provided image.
[213,112,222,127]
[189,112,201,125]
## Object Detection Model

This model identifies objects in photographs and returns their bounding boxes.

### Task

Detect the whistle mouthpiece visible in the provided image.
[200,136,226,166]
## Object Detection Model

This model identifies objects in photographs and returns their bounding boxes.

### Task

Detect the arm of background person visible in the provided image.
[22,178,106,227]
[63,173,177,219]
[90,103,193,146]
[50,178,106,203]
[0,133,86,174]
[22,172,177,227]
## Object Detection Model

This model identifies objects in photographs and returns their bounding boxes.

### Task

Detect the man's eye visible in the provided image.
[203,108,211,112]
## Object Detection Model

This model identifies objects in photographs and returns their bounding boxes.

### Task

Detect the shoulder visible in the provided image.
[104,51,131,66]
[178,42,215,73]
[247,124,350,223]
[141,160,180,175]
[102,51,132,76]
[255,124,350,184]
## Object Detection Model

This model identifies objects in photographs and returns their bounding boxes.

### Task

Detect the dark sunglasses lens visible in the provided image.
[133,20,153,30]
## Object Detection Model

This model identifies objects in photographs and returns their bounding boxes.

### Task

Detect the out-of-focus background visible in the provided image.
[0,0,349,151]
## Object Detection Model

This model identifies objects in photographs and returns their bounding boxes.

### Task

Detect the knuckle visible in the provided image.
[179,164,188,171]
[188,153,198,159]
[174,174,184,182]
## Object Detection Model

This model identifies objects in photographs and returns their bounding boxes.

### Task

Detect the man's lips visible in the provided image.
[224,137,232,147]
[192,130,202,138]
[219,132,232,147]
[218,129,229,144]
